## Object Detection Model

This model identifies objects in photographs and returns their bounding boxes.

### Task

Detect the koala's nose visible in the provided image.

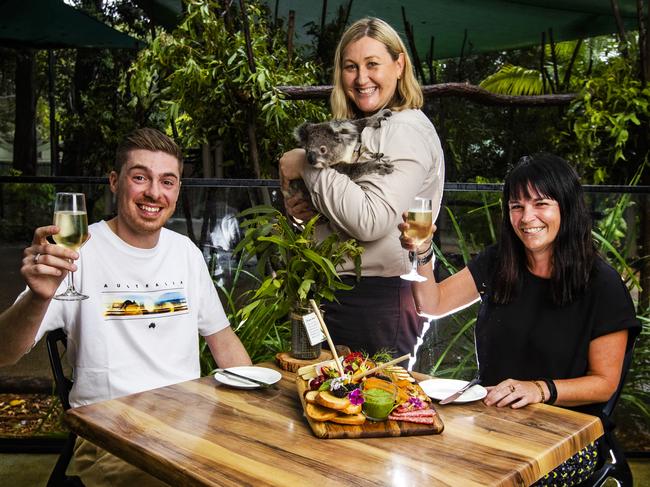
[306,151,317,165]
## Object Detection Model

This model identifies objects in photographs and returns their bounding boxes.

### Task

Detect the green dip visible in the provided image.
[362,388,396,421]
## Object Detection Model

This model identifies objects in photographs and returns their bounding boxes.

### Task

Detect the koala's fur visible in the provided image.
[285,109,394,198]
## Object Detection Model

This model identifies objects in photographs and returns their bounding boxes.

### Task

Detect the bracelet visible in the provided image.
[541,378,557,404]
[417,240,433,255]
[532,381,546,403]
[417,249,434,266]
[409,241,434,266]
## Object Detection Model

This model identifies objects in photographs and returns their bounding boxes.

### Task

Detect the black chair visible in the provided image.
[46,328,84,487]
[581,331,638,487]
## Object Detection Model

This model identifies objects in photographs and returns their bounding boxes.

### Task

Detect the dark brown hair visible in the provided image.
[493,153,595,306]
[114,128,183,173]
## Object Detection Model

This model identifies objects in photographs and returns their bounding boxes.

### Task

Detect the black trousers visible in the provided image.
[322,276,425,360]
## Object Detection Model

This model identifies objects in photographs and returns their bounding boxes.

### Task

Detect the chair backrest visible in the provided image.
[46,328,73,411]
[602,329,638,420]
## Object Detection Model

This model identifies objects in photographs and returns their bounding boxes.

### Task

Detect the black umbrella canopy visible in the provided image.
[275,0,640,60]
[0,0,145,49]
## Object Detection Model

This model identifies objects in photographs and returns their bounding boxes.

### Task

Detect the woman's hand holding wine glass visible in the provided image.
[399,197,434,282]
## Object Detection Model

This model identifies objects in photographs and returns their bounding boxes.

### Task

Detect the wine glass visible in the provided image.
[52,192,89,301]
[400,197,432,282]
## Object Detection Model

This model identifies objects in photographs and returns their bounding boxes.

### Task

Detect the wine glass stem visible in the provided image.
[67,262,75,292]
[411,253,418,274]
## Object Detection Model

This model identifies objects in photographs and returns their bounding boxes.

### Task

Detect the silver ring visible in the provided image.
[34,253,41,265]
[509,385,516,393]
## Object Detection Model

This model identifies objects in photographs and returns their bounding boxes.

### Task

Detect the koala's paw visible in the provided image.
[371,109,392,127]
[283,179,309,199]
[375,160,394,175]
[366,151,386,162]
[377,108,392,120]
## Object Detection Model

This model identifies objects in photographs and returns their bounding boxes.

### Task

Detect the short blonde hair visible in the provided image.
[115,128,183,174]
[330,17,423,119]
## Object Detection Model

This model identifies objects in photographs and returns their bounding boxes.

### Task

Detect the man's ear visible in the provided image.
[109,171,119,194]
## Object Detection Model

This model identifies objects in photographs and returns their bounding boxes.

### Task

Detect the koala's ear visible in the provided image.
[294,123,310,144]
[338,121,359,136]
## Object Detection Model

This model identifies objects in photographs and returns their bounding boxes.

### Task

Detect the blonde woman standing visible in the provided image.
[280,18,444,361]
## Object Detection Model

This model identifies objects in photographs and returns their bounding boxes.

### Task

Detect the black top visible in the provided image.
[467,246,640,415]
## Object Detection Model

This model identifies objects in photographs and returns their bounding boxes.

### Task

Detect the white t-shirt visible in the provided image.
[31,220,229,407]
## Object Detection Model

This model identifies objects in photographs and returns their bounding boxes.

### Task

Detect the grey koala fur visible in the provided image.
[284,109,394,199]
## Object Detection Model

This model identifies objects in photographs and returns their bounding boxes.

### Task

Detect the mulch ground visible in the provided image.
[0,393,67,438]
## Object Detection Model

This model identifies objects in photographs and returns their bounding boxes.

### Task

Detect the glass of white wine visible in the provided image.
[400,196,432,282]
[53,192,89,301]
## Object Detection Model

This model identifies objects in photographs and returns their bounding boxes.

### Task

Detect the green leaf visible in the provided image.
[479,64,544,95]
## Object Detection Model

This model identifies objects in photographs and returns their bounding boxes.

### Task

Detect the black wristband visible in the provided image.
[409,241,434,266]
[417,240,433,255]
[542,378,557,405]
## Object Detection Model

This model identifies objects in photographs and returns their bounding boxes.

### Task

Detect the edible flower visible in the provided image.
[330,376,346,391]
[408,397,424,409]
[348,388,364,405]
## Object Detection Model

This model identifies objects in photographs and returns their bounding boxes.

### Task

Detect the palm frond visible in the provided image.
[479,64,544,95]
[546,40,585,63]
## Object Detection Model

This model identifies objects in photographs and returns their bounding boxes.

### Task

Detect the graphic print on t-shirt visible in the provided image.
[102,281,188,320]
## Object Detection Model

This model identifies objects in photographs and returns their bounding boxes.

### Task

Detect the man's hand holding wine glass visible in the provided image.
[22,225,80,301]
[22,192,90,302]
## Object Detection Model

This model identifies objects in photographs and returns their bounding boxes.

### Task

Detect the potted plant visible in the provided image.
[233,206,363,360]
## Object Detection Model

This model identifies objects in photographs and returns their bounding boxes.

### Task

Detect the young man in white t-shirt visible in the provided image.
[0,128,252,486]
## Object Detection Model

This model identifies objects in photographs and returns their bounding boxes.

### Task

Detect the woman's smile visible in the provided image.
[509,189,561,261]
[341,36,404,115]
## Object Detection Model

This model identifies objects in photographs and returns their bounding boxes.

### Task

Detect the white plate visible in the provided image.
[418,378,487,403]
[214,366,282,389]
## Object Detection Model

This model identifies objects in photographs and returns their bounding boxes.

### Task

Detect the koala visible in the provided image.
[284,109,394,199]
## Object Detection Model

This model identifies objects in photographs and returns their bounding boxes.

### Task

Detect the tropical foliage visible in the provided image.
[557,54,650,183]
[129,0,327,178]
[480,64,546,95]
[201,206,363,366]
[479,40,592,96]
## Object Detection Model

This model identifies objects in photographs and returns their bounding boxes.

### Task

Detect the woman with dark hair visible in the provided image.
[399,153,640,485]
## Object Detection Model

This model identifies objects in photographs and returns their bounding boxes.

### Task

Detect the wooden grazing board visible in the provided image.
[276,346,351,372]
[296,375,444,439]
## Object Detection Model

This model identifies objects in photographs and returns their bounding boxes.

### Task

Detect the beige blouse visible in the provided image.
[302,109,444,277]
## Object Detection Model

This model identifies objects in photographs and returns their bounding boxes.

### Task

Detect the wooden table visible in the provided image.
[65,365,603,487]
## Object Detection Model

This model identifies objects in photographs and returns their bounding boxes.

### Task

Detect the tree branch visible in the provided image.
[638,0,649,85]
[562,39,583,91]
[276,83,577,106]
[611,0,630,57]
[401,7,426,82]
[238,0,256,73]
